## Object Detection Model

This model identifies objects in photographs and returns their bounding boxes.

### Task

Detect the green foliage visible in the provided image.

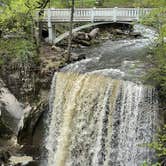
[50,0,136,8]
[145,43,166,99]
[142,6,166,166]
[102,0,135,7]
[135,0,166,7]
[0,0,28,33]
[142,8,166,31]
[0,0,43,34]
[142,161,161,166]
[143,125,166,166]
[0,38,38,67]
[141,125,166,166]
[142,7,166,100]
[0,0,42,68]
[50,0,96,8]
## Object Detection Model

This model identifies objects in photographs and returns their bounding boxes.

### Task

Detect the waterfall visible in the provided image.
[44,72,159,166]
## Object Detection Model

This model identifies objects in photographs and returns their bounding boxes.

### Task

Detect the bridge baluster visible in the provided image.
[113,7,118,22]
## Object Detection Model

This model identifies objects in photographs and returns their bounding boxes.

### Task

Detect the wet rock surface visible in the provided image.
[0,149,11,165]
[18,101,48,146]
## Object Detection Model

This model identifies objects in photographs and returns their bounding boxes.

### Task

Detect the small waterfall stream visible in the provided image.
[43,24,160,166]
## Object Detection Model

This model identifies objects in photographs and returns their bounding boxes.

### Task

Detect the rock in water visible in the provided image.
[129,32,142,38]
[73,32,87,40]
[114,29,124,35]
[70,53,86,62]
[88,28,100,39]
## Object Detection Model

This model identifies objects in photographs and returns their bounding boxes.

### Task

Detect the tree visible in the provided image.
[142,7,166,166]
[67,0,75,62]
[95,0,104,6]
[0,0,50,35]
[135,0,166,7]
[143,8,166,100]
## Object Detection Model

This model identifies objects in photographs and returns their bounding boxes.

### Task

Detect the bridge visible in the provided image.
[36,8,152,44]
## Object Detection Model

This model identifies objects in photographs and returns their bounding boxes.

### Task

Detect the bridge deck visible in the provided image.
[37,8,152,23]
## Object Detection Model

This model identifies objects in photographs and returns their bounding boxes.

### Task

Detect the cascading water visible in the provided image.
[45,73,158,166]
[43,24,160,166]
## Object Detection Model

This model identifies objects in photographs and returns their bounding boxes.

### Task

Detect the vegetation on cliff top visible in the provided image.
[141,6,166,166]
[50,0,135,8]
[142,7,166,101]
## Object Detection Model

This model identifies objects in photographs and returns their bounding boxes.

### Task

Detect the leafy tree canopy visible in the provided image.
[0,0,49,34]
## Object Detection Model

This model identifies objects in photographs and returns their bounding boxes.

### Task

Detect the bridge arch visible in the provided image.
[36,8,152,44]
[53,22,132,45]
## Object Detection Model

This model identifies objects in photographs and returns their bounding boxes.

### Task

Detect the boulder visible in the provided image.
[0,150,11,165]
[73,39,91,46]
[129,32,142,38]
[9,155,33,166]
[114,29,124,35]
[18,101,48,146]
[0,118,13,138]
[24,160,40,166]
[44,37,49,43]
[73,32,86,40]
[19,145,40,158]
[51,46,62,52]
[73,32,91,41]
[70,53,86,62]
[0,79,23,138]
[88,28,100,39]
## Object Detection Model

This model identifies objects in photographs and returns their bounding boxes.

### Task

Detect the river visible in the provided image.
[43,24,160,166]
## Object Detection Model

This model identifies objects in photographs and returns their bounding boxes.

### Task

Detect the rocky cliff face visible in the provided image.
[0,43,68,165]
[0,79,23,138]
[0,79,48,165]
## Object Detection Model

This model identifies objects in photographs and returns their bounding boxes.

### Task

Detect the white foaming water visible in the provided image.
[134,24,157,40]
[44,72,159,166]
[88,68,125,79]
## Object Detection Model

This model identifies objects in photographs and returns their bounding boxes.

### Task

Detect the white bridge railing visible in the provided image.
[38,7,152,23]
[36,8,153,43]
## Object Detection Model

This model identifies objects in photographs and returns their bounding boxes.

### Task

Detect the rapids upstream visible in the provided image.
[43,24,160,166]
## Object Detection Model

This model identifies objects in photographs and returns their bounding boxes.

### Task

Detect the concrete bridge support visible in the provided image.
[48,9,56,43]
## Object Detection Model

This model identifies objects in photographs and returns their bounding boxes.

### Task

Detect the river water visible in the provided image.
[43,24,160,166]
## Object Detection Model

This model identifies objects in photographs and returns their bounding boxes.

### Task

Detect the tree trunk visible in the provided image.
[67,0,75,62]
